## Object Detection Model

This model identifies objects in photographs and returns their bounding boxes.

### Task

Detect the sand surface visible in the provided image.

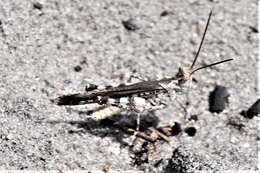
[0,0,258,172]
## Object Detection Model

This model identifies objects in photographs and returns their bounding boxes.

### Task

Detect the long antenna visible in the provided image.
[191,58,233,75]
[190,10,213,70]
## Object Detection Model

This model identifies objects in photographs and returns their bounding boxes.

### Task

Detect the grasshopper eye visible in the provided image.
[175,67,191,86]
[176,67,185,78]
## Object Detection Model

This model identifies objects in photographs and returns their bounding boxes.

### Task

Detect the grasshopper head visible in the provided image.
[176,67,192,85]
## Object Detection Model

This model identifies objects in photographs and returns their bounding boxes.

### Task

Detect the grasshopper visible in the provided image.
[54,11,233,127]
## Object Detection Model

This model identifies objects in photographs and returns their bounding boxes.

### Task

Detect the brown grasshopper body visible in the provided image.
[54,10,233,121]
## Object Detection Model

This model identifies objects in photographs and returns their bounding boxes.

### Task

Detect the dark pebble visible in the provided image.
[74,65,82,72]
[122,19,139,31]
[39,157,46,162]
[184,127,196,136]
[160,10,170,17]
[189,115,198,121]
[171,122,182,136]
[33,2,43,10]
[68,130,75,134]
[249,26,258,33]
[241,99,260,119]
[209,85,229,113]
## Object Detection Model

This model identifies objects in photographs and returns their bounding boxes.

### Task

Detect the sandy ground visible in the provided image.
[0,0,258,172]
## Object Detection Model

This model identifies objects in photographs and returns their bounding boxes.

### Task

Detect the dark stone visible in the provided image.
[184,127,196,136]
[171,122,182,136]
[122,19,139,31]
[160,11,170,17]
[241,99,260,119]
[33,2,43,10]
[74,65,82,72]
[249,26,258,33]
[209,85,229,113]
[189,115,198,121]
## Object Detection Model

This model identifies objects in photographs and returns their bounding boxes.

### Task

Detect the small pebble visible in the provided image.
[74,65,82,72]
[184,127,196,136]
[171,122,182,136]
[160,10,172,17]
[33,2,43,10]
[249,26,258,33]
[189,115,198,121]
[209,85,229,113]
[196,22,203,35]
[241,99,260,119]
[122,19,139,31]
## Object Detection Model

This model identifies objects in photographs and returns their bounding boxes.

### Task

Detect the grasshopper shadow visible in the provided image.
[46,112,160,146]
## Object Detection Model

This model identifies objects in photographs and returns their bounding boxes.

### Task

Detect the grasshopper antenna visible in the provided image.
[188,10,233,75]
[190,10,212,70]
[191,58,233,75]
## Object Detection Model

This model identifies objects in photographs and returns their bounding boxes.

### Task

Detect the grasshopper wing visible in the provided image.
[53,93,99,105]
